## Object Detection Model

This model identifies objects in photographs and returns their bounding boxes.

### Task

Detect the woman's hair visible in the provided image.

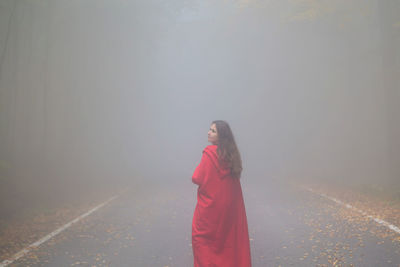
[212,120,242,178]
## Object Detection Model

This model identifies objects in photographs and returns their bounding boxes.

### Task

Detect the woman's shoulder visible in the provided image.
[203,145,218,160]
[204,145,217,152]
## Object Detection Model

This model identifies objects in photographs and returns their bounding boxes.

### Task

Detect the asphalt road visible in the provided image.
[9,179,400,266]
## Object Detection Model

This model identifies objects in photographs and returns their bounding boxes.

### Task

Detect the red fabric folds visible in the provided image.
[192,145,251,267]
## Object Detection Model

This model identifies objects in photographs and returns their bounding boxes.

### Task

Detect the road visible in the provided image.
[8,179,400,266]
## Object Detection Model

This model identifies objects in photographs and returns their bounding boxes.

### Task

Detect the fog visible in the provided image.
[0,0,399,215]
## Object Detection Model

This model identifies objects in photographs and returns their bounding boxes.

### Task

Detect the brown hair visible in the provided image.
[212,120,242,178]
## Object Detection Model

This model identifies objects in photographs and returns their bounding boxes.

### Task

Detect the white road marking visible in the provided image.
[0,195,119,267]
[306,187,400,235]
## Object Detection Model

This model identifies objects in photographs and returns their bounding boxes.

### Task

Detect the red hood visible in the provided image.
[203,145,230,177]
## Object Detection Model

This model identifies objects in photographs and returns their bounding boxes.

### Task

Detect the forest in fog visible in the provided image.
[0,0,399,218]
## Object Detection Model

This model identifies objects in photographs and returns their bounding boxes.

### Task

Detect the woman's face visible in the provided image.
[208,123,218,145]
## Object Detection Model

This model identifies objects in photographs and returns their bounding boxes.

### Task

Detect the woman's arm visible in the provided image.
[192,152,210,185]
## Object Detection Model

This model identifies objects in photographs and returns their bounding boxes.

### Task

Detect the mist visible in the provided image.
[0,0,399,216]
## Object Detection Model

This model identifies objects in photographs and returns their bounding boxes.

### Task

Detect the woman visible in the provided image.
[192,120,251,267]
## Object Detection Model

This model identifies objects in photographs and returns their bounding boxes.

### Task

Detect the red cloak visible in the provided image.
[192,145,251,267]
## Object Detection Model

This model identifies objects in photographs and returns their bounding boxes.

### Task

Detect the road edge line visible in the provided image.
[0,195,118,267]
[306,187,400,235]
